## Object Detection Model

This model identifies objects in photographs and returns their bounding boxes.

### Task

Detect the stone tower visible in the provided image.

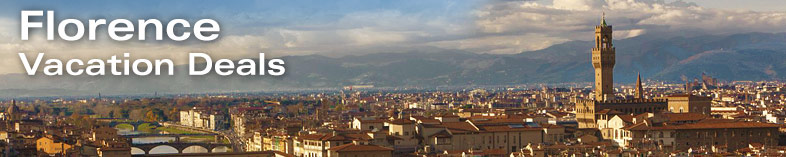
[592,13,615,101]
[635,72,643,99]
[7,99,20,121]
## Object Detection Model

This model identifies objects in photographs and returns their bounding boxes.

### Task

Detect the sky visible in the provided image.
[0,0,785,75]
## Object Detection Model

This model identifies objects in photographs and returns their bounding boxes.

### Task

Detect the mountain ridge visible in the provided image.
[1,32,786,97]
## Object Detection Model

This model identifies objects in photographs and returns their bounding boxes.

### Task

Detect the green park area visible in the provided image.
[114,123,135,130]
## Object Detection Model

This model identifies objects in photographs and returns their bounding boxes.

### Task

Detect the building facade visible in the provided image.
[179,107,227,131]
[664,94,712,114]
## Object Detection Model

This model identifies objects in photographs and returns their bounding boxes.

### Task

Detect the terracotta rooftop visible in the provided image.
[388,119,415,125]
[417,118,441,124]
[469,118,526,125]
[429,130,452,138]
[423,122,479,134]
[478,125,542,132]
[298,133,371,141]
[328,143,393,152]
[659,113,707,122]
[596,109,623,115]
[626,121,781,131]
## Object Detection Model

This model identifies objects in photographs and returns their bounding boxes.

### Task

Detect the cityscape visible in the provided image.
[1,13,786,157]
[6,0,786,157]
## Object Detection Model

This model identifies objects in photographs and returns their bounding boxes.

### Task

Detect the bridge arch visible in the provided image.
[211,146,230,153]
[105,120,161,131]
[132,142,231,154]
[183,145,209,153]
[130,147,144,155]
[149,145,179,154]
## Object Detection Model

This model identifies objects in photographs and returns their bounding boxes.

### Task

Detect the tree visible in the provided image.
[144,108,167,121]
[167,108,180,122]
[145,110,159,121]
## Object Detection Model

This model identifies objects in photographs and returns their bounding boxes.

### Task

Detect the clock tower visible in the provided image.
[592,13,615,101]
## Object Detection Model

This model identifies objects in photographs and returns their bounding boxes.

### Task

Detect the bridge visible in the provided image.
[121,133,220,143]
[97,119,162,131]
[131,142,231,154]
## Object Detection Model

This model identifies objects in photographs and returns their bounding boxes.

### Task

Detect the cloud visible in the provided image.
[0,8,468,74]
[2,0,786,75]
[553,0,603,11]
[472,0,786,52]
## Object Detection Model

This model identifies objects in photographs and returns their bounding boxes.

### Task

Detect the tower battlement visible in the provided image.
[594,25,612,31]
[575,98,667,104]
[591,47,616,51]
[598,98,666,104]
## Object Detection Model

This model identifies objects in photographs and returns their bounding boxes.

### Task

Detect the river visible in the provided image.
[117,127,230,155]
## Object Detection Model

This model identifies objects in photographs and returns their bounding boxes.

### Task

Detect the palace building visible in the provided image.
[575,15,668,129]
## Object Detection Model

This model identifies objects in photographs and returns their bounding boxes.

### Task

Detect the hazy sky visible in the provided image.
[0,0,785,75]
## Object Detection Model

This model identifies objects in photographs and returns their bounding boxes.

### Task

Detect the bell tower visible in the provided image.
[592,13,615,101]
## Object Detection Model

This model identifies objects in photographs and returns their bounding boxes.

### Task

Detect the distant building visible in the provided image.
[295,132,377,157]
[386,118,418,153]
[623,119,779,151]
[576,99,667,129]
[350,117,385,131]
[327,142,393,157]
[231,107,266,137]
[36,135,74,156]
[343,85,374,90]
[1,100,21,121]
[90,126,118,142]
[262,130,294,154]
[686,73,718,91]
[663,94,712,114]
[96,140,131,157]
[246,131,263,151]
[179,107,227,131]
[15,120,44,133]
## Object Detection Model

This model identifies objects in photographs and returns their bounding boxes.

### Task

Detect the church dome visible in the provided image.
[7,100,18,114]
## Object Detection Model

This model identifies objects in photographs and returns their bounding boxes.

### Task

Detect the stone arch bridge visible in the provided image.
[131,142,231,154]
[99,119,161,131]
[121,133,221,143]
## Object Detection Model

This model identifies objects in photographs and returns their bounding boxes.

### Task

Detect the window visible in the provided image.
[436,137,451,145]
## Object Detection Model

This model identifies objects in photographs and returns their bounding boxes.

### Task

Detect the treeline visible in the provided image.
[11,95,346,125]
